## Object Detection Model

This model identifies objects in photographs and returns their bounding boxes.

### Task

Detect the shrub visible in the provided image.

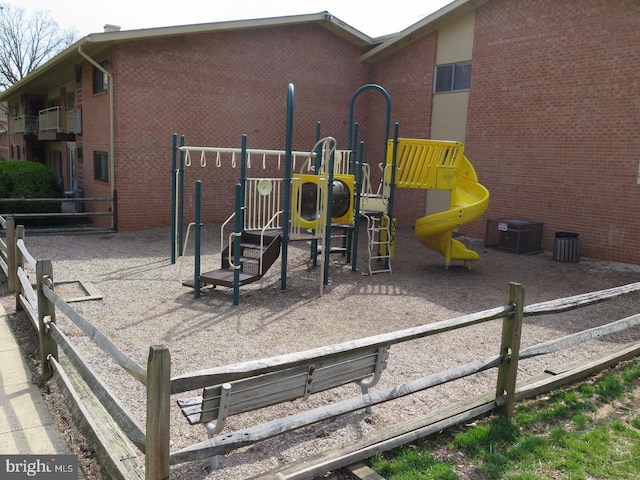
[0,160,64,214]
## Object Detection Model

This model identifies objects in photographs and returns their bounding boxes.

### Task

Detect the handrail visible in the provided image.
[38,106,74,133]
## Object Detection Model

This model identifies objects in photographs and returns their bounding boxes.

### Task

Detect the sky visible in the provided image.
[14,0,454,38]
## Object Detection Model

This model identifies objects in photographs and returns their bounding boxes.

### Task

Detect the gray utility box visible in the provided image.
[486,219,543,254]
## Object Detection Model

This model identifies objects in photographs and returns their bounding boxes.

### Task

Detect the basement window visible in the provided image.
[434,61,471,93]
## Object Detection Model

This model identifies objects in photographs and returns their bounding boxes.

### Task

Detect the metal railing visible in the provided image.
[38,106,74,133]
[13,115,38,135]
[0,197,115,233]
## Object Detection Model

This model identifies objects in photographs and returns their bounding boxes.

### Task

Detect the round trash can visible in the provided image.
[553,232,580,263]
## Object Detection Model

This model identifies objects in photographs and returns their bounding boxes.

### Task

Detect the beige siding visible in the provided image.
[431,11,475,143]
[431,91,470,142]
[436,11,475,64]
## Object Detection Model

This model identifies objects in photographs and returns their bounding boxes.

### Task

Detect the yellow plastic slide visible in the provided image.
[389,139,489,267]
[415,168,489,266]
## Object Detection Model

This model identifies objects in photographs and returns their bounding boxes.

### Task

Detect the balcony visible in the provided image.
[37,106,78,141]
[13,115,38,136]
[12,107,81,141]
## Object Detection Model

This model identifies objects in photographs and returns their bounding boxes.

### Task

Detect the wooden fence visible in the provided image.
[2,215,640,480]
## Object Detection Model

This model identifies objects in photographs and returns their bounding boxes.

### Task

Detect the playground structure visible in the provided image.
[171,84,490,304]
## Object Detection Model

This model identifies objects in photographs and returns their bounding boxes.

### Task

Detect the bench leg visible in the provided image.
[357,347,390,414]
[204,421,220,470]
[360,386,373,414]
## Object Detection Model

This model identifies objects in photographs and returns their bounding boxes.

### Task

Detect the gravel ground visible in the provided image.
[3,223,640,479]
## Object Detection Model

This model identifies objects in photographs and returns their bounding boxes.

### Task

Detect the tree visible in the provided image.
[0,3,77,90]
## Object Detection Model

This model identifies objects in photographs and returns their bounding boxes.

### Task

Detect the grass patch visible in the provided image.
[370,448,457,479]
[367,360,640,479]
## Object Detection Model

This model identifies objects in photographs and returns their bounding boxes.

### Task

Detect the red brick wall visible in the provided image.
[465,0,640,262]
[111,24,369,231]
[78,57,113,226]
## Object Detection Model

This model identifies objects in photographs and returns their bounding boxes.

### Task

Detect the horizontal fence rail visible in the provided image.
[0,198,115,233]
[41,280,147,383]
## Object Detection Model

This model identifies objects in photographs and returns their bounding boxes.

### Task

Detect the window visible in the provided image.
[94,152,109,182]
[93,61,109,94]
[434,62,471,93]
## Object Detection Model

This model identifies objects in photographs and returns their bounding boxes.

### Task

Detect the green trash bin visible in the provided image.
[553,232,580,263]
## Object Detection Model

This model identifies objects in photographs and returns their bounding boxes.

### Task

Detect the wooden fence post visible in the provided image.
[146,345,171,480]
[36,259,58,381]
[6,217,16,292]
[494,282,524,419]
[14,225,24,311]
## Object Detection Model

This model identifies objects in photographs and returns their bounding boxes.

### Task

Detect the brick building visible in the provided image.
[2,0,639,263]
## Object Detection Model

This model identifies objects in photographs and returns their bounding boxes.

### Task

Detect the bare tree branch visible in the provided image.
[0,3,77,90]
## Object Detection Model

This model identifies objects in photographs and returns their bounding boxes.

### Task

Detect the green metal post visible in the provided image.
[309,123,322,267]
[383,123,400,272]
[323,139,336,285]
[194,180,201,299]
[240,134,248,186]
[171,133,177,264]
[351,139,364,271]
[281,83,294,290]
[233,183,243,306]
[178,135,186,257]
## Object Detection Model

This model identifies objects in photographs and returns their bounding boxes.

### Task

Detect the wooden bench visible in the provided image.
[174,345,390,469]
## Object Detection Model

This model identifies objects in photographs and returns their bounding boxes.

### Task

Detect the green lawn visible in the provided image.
[370,360,640,479]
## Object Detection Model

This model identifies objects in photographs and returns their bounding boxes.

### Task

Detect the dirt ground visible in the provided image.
[3,223,640,479]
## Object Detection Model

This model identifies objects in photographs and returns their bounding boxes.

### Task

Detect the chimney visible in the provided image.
[103,24,121,33]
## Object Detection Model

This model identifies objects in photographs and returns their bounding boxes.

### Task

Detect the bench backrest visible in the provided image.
[178,346,389,425]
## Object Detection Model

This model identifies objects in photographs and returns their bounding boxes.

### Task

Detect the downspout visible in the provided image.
[77,45,116,230]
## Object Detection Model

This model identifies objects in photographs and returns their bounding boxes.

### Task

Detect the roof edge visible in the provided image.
[83,11,372,46]
[0,11,375,101]
[360,0,491,63]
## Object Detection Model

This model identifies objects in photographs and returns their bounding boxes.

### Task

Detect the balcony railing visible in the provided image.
[38,106,75,133]
[13,116,38,135]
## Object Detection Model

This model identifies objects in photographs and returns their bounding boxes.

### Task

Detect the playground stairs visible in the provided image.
[186,231,282,289]
[317,224,355,256]
[363,213,392,275]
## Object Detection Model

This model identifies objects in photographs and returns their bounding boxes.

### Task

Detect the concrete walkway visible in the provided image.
[0,303,72,455]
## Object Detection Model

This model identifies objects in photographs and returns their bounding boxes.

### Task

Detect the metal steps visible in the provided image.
[184,231,281,289]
